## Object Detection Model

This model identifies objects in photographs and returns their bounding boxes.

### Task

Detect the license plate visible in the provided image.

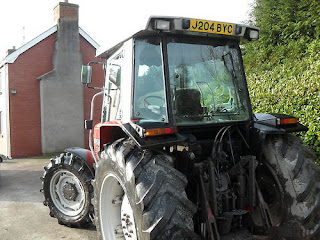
[189,19,234,36]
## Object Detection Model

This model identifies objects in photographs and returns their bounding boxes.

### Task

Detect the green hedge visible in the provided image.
[243,40,320,161]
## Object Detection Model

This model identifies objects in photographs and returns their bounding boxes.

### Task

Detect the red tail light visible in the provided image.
[145,126,177,137]
[278,118,299,125]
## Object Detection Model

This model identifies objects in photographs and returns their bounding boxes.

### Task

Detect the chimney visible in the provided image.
[54,1,79,24]
[6,46,16,56]
[39,1,84,153]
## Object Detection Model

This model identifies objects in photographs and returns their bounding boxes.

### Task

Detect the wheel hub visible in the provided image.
[121,195,137,240]
[62,182,78,201]
[100,174,138,240]
[49,170,86,216]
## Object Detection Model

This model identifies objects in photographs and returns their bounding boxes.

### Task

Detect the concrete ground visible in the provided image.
[0,157,97,240]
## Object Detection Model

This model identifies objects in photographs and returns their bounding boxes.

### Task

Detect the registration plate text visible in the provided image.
[189,19,234,36]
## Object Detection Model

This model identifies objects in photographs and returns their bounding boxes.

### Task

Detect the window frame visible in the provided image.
[102,49,124,122]
[132,36,169,123]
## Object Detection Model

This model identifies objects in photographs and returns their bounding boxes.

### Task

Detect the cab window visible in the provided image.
[133,37,167,122]
[167,37,250,125]
[102,51,123,122]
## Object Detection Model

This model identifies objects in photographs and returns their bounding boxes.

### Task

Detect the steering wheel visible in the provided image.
[143,95,165,106]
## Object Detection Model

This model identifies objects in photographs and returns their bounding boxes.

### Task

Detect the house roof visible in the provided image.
[1,25,99,66]
[79,27,100,50]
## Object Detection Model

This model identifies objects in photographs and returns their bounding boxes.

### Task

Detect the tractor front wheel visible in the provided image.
[41,153,94,228]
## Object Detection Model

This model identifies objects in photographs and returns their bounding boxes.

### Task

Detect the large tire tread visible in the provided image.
[41,152,94,228]
[263,134,320,239]
[95,138,199,240]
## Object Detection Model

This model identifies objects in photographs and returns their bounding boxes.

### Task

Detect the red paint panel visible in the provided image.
[85,150,94,168]
[93,121,126,156]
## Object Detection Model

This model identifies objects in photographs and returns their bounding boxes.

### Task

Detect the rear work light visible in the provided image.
[154,19,171,30]
[248,29,259,40]
[145,126,177,137]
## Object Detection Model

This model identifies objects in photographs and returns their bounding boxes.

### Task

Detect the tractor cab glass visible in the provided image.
[167,36,250,125]
[133,37,168,122]
[133,35,250,125]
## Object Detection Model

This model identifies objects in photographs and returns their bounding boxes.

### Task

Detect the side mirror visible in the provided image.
[81,65,92,84]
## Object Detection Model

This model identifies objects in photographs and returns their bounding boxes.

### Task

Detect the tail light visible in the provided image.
[278,117,299,125]
[145,126,177,137]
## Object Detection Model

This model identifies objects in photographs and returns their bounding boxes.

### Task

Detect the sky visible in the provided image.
[0,0,255,60]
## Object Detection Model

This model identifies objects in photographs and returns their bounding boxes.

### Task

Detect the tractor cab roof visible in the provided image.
[97,16,259,59]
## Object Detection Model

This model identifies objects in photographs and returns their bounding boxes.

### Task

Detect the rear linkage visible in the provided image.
[188,125,276,239]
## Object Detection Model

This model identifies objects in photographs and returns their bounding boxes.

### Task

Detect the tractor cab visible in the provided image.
[83,17,260,150]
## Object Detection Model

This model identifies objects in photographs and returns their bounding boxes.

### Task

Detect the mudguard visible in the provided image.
[253,113,308,134]
[65,147,95,176]
[251,113,308,156]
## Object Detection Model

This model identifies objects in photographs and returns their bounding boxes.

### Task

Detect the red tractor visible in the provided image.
[41,17,320,240]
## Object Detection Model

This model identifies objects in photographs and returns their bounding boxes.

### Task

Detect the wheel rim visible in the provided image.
[50,169,86,216]
[100,173,137,240]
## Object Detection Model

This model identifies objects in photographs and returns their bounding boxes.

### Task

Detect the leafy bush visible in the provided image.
[244,40,320,161]
[243,0,320,161]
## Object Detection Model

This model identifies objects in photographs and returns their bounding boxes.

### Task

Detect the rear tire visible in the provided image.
[93,138,200,240]
[252,134,320,239]
[41,153,94,228]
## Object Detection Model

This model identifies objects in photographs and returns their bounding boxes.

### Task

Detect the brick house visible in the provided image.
[0,2,104,158]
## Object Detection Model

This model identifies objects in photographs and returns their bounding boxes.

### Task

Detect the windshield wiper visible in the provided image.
[221,53,246,113]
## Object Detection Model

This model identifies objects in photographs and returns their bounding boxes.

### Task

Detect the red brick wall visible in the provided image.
[54,3,78,22]
[8,33,56,158]
[7,33,102,157]
[80,36,104,149]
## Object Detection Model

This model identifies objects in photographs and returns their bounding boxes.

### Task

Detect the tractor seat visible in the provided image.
[175,89,203,117]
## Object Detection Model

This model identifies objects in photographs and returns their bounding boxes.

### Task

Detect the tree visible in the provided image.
[251,0,320,47]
